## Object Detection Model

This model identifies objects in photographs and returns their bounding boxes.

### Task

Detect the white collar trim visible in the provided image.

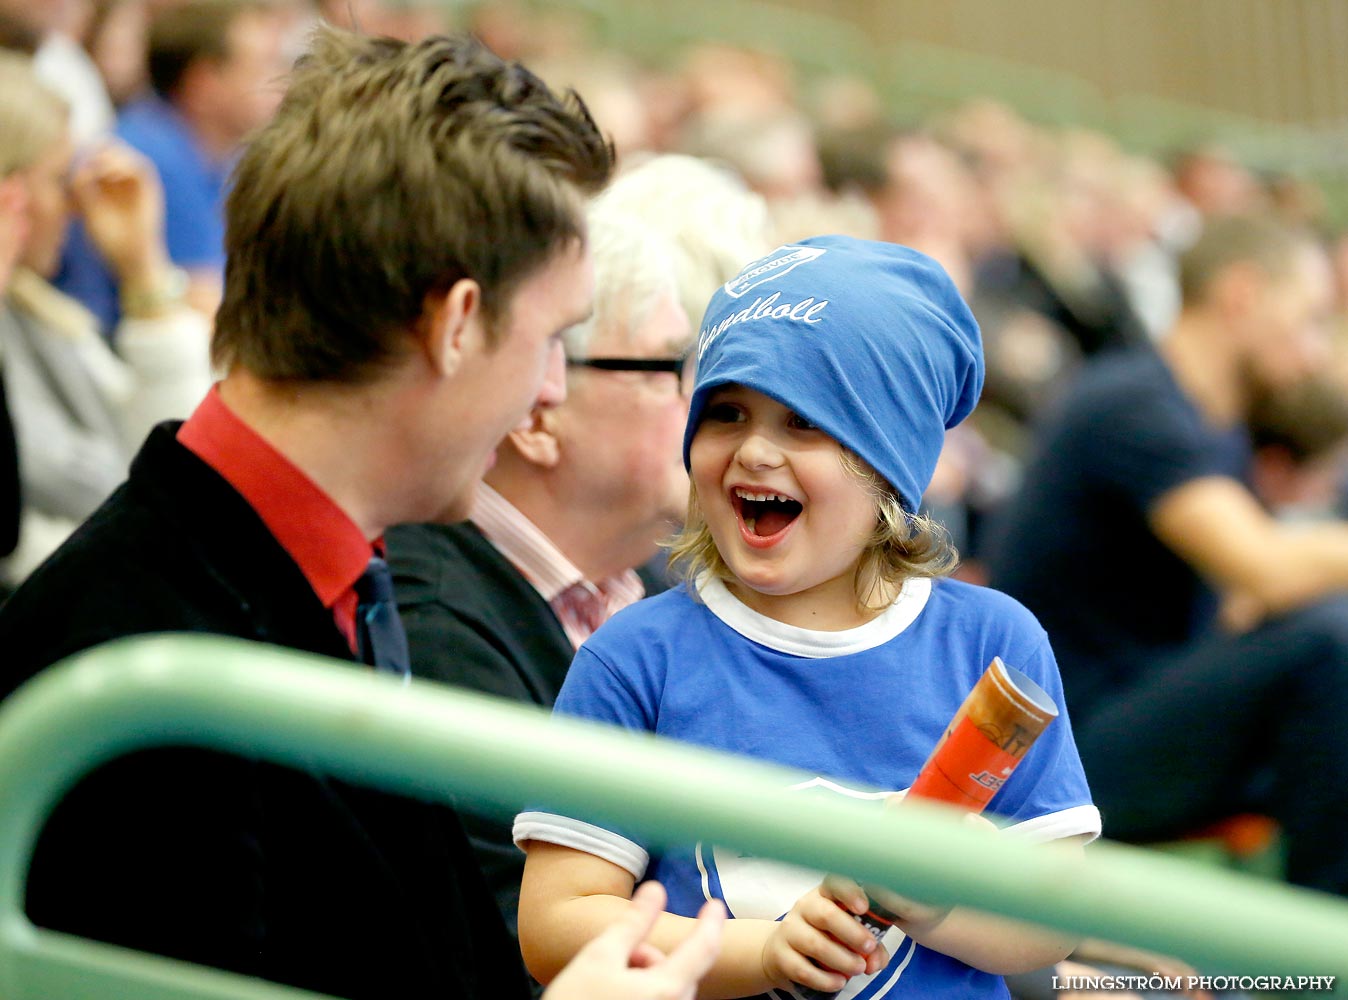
[697,574,932,658]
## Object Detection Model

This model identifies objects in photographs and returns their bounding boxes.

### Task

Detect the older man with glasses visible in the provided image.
[386,198,692,982]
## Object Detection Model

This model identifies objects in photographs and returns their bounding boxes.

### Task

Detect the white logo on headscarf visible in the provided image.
[697,291,831,360]
[724,245,828,298]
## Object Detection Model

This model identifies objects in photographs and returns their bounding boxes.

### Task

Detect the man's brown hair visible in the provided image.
[1179,213,1310,306]
[1249,375,1348,465]
[213,25,613,382]
[147,0,271,99]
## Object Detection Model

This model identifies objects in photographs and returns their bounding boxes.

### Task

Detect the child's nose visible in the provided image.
[734,428,783,470]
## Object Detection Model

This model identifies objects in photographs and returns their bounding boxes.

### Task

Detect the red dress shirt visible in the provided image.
[178,387,376,653]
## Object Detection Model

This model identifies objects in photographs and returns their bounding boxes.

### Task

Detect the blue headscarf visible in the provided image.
[682,235,984,513]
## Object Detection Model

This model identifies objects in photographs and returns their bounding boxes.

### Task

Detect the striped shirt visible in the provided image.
[471,483,645,649]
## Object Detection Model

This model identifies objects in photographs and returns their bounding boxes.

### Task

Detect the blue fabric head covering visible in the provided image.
[682,235,984,513]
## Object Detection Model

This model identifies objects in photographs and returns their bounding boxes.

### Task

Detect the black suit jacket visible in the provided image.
[389,521,574,707]
[388,520,572,955]
[0,425,528,1000]
[0,370,20,561]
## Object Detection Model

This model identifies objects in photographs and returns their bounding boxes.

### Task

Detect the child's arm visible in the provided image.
[849,833,1090,974]
[519,841,888,999]
[903,904,1080,974]
[541,880,726,1000]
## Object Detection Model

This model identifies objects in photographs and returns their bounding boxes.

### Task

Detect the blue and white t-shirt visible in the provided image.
[515,575,1100,999]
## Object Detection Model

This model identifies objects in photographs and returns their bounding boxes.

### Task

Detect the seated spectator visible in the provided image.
[1218,375,1348,634]
[599,153,771,329]
[987,214,1348,896]
[63,0,291,329]
[388,200,693,969]
[0,173,25,574]
[125,0,288,303]
[572,152,773,589]
[84,0,153,108]
[32,0,117,148]
[1245,374,1348,523]
[0,24,725,1000]
[0,53,210,585]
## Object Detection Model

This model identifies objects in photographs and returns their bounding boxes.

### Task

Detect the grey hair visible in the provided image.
[589,153,772,330]
[563,196,682,359]
[0,52,68,177]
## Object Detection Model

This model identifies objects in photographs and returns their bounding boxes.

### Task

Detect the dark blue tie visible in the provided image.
[355,556,411,681]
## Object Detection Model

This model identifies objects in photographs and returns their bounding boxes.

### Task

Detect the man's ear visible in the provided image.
[1211,260,1262,321]
[420,278,483,378]
[506,406,561,470]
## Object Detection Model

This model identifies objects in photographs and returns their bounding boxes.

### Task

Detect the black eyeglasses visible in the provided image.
[567,353,694,395]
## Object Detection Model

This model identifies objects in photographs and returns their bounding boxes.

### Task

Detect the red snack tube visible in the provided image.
[907,655,1059,813]
[794,657,1058,1000]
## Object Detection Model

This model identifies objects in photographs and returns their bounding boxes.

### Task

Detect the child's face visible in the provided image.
[689,385,879,627]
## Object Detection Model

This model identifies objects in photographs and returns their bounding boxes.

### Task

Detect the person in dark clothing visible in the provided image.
[389,204,693,978]
[0,24,724,1000]
[0,173,24,568]
[988,214,1348,896]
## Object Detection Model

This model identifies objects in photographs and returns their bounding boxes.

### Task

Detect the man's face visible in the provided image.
[0,1,61,50]
[210,9,290,145]
[1241,245,1335,399]
[434,240,594,522]
[552,289,693,560]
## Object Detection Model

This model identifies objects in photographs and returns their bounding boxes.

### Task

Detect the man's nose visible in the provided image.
[538,339,567,408]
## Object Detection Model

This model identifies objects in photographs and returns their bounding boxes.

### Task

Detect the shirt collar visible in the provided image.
[471,482,587,601]
[696,573,932,659]
[471,482,644,606]
[177,386,375,610]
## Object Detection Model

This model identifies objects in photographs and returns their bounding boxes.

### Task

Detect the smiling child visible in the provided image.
[514,236,1100,1000]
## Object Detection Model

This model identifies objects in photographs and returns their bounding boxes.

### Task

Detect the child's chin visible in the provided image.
[729,571,797,598]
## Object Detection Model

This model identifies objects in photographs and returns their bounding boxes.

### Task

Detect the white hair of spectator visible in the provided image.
[562,203,680,361]
[592,154,773,329]
[0,52,68,176]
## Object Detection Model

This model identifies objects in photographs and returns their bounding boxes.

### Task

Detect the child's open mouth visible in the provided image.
[732,487,803,542]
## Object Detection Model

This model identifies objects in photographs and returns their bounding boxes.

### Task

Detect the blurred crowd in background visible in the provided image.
[0,7,1346,994]
[7,0,1344,589]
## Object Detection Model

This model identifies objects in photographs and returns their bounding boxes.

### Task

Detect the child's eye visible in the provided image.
[704,402,743,423]
[788,412,819,431]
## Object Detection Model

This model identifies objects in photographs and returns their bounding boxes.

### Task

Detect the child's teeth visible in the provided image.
[745,517,756,533]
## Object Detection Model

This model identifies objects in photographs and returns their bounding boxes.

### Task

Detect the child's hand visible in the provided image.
[864,811,995,937]
[827,872,952,939]
[761,878,890,993]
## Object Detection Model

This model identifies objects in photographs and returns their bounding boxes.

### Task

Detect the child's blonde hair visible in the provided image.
[667,449,958,614]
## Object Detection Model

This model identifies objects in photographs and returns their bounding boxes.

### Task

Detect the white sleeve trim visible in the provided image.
[513,811,650,879]
[1004,804,1102,844]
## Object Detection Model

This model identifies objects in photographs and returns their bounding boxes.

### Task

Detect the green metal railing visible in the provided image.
[1,634,1347,999]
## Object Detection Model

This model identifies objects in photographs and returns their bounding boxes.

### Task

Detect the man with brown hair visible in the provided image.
[0,24,724,1000]
[989,214,1348,896]
[389,198,695,983]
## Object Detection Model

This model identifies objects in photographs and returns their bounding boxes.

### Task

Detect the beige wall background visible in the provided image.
[559,0,1348,217]
[781,0,1348,127]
